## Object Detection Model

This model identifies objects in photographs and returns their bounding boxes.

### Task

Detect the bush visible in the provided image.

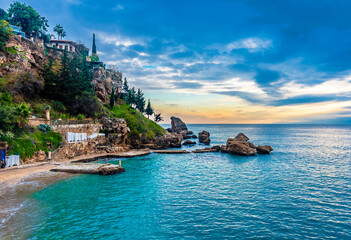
[8,130,62,160]
[77,113,86,120]
[70,93,100,118]
[111,104,166,140]
[6,71,44,99]
[0,20,12,50]
[37,124,51,132]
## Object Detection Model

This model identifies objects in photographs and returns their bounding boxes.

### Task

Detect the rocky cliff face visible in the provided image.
[0,36,47,77]
[0,35,120,103]
[92,67,123,103]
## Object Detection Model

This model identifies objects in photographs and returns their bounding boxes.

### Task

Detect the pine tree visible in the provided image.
[145,99,154,118]
[136,88,145,112]
[126,87,136,106]
[154,113,163,123]
[122,77,129,100]
[110,87,115,108]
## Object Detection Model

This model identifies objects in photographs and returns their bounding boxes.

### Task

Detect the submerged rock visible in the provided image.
[153,149,190,154]
[192,145,220,153]
[182,140,196,145]
[256,145,273,154]
[198,131,211,145]
[51,163,125,175]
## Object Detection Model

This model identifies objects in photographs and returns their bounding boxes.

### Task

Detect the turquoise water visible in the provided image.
[4,124,351,239]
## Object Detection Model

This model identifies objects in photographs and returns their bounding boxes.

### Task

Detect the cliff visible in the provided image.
[0,35,120,103]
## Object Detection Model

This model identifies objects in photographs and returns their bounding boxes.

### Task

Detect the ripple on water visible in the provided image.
[2,124,351,239]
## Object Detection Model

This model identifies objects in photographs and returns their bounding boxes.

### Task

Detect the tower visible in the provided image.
[92,33,97,55]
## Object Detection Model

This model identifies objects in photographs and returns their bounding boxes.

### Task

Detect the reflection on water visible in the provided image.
[1,124,351,239]
[0,171,74,239]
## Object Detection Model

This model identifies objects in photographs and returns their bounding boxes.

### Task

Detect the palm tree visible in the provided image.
[61,30,67,39]
[53,24,63,39]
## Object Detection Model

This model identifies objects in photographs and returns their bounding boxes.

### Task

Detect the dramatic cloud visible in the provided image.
[4,0,351,123]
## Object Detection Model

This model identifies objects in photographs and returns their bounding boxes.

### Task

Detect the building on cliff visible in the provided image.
[10,25,25,37]
[48,35,76,52]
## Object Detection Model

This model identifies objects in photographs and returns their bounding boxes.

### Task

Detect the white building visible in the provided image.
[49,35,76,52]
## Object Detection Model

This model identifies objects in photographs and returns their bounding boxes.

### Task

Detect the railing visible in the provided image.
[5,155,20,168]
[50,119,97,126]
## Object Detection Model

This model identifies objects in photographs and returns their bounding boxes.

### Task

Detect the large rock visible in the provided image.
[221,133,273,156]
[153,133,183,149]
[256,145,273,154]
[222,133,256,156]
[198,130,211,145]
[171,116,188,133]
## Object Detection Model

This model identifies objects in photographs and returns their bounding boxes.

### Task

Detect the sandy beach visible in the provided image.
[0,149,150,188]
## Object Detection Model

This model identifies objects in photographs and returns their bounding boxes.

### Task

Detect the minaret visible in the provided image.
[92,33,97,55]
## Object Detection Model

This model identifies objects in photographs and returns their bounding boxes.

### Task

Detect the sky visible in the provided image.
[1,0,351,124]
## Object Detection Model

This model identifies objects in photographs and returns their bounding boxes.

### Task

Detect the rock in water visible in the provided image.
[153,133,183,149]
[182,140,196,145]
[222,133,256,156]
[256,145,273,154]
[198,131,211,145]
[222,133,273,156]
[171,116,188,133]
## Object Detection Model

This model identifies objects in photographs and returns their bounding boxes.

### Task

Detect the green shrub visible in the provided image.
[37,124,51,132]
[8,130,62,160]
[111,104,166,140]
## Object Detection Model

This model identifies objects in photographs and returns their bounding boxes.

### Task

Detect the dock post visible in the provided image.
[48,151,52,160]
[119,160,121,167]
[105,158,108,164]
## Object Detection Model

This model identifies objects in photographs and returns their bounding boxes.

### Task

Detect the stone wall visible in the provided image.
[28,118,49,127]
[51,124,102,140]
[52,136,128,160]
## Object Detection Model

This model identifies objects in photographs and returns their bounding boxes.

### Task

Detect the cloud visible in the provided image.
[172,81,203,89]
[227,38,272,52]
[39,0,351,123]
[112,4,124,11]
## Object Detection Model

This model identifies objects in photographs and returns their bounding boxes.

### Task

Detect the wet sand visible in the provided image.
[0,149,150,188]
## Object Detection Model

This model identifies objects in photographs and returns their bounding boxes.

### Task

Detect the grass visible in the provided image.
[111,104,166,139]
[7,130,62,160]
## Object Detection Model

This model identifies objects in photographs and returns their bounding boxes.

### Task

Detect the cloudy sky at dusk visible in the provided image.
[1,0,351,123]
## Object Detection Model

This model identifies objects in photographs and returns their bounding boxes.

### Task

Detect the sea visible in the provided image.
[1,124,351,239]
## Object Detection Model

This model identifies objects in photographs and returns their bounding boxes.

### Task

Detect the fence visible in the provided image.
[5,155,20,168]
[51,119,97,126]
[66,133,87,142]
[66,132,105,143]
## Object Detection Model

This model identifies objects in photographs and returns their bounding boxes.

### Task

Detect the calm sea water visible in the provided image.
[2,124,351,239]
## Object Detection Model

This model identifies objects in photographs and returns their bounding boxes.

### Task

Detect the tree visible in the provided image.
[53,24,63,39]
[123,77,129,91]
[126,87,136,106]
[61,30,66,39]
[110,87,115,108]
[136,88,145,112]
[0,8,6,20]
[145,99,154,118]
[7,2,49,37]
[154,113,163,123]
[15,102,31,127]
[0,20,13,50]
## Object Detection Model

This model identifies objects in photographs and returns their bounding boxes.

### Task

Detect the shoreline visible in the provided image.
[0,149,151,229]
[0,149,151,189]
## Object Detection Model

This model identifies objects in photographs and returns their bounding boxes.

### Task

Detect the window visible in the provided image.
[70,46,72,51]
[59,45,62,49]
